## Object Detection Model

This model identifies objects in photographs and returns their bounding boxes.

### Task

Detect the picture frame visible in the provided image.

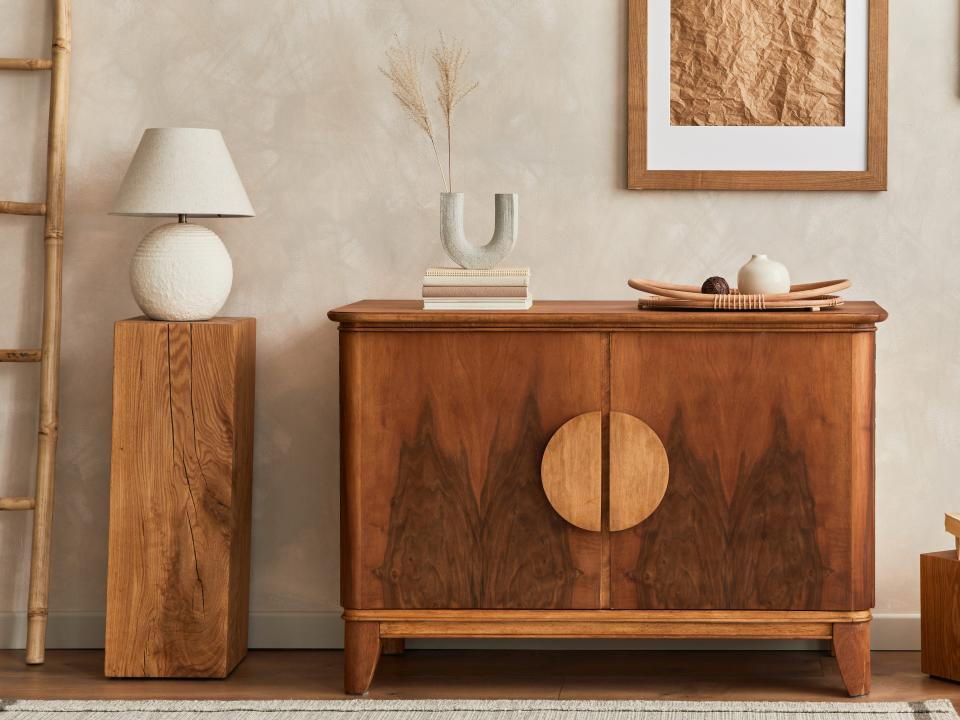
[627,0,888,191]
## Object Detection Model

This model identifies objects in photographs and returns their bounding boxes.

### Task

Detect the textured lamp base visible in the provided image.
[130,222,233,321]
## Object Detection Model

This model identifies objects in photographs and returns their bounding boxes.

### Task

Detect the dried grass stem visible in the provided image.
[380,40,447,189]
[381,32,478,192]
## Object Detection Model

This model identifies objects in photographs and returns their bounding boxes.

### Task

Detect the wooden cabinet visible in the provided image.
[329,300,886,696]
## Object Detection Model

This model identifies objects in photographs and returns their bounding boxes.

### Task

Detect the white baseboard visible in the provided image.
[0,611,921,651]
[871,612,922,650]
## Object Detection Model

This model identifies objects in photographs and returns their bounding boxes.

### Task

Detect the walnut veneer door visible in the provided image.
[610,331,875,611]
[342,331,604,610]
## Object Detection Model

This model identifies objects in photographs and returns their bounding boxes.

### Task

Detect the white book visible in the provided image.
[424,298,534,311]
[423,295,531,303]
[425,266,529,277]
[423,275,530,287]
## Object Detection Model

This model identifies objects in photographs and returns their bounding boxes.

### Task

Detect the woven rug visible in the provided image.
[0,699,956,719]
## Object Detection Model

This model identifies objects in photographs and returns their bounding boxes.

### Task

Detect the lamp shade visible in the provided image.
[111,128,255,217]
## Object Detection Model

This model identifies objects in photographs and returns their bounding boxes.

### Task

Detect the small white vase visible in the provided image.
[737,254,791,295]
[130,221,233,321]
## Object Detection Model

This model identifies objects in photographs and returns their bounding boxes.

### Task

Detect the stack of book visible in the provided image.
[422,267,532,310]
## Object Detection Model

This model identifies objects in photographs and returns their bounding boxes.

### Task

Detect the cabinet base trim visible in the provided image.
[343,610,870,640]
[342,613,873,695]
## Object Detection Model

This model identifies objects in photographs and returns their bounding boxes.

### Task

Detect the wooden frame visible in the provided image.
[626,0,888,191]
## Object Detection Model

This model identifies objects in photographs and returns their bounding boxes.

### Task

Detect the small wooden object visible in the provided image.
[0,0,72,665]
[921,514,960,682]
[541,412,602,531]
[946,513,960,559]
[105,318,255,678]
[608,412,669,532]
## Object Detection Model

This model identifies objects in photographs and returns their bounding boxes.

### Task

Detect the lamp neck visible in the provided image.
[178,214,187,224]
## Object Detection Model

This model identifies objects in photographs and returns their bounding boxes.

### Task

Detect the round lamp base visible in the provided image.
[130,222,233,321]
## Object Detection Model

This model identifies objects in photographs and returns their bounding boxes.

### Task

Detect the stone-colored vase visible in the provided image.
[737,254,791,295]
[440,192,518,270]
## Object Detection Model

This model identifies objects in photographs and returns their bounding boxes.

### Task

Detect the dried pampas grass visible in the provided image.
[381,32,478,192]
[381,38,447,190]
[433,32,478,191]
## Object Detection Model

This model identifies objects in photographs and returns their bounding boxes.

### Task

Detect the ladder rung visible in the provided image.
[0,349,41,362]
[0,58,53,71]
[0,201,46,216]
[0,497,35,511]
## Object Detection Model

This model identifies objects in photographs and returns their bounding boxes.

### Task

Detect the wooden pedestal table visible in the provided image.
[104,318,255,678]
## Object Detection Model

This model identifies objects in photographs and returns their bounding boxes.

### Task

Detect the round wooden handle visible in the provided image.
[540,412,602,532]
[541,411,669,533]
[609,411,669,532]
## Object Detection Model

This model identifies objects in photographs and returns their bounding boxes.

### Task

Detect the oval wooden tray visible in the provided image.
[628,279,851,311]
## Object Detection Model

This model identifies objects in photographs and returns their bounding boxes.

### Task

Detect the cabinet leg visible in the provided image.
[381,638,405,655]
[833,621,871,697]
[344,621,381,695]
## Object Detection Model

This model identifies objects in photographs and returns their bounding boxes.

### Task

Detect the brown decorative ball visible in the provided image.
[701,276,730,295]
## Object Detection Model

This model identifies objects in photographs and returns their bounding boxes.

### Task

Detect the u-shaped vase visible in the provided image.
[440,192,518,270]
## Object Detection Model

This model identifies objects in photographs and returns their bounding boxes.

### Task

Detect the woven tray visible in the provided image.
[628,278,851,311]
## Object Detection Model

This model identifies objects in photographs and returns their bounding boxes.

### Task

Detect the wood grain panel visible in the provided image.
[610,332,874,611]
[105,318,255,678]
[343,331,604,609]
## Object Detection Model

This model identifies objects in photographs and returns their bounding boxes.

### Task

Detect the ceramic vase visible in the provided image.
[440,192,518,270]
[737,254,791,295]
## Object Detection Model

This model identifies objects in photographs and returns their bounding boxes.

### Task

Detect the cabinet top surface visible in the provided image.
[328,300,887,330]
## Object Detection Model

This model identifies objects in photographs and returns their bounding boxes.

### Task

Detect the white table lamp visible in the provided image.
[112,127,254,321]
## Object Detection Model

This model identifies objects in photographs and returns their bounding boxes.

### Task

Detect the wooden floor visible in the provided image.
[0,650,958,706]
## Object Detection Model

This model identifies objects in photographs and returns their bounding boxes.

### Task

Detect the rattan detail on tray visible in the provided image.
[628,279,851,311]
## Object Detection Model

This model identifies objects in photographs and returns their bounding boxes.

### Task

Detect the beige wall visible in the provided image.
[0,1,956,646]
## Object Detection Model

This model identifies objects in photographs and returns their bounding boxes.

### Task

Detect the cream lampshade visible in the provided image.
[112,127,254,321]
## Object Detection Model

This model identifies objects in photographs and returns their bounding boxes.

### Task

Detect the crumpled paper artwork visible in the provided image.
[671,0,846,127]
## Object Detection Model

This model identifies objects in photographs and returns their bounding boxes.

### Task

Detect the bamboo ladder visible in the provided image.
[0,0,71,665]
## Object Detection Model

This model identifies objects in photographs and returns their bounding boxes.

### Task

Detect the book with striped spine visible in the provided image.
[423,267,530,287]
[423,297,533,311]
[423,286,528,298]
[424,267,529,276]
[421,267,533,310]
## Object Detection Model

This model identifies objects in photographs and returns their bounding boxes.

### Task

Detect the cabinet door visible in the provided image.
[343,331,604,609]
[610,332,874,611]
